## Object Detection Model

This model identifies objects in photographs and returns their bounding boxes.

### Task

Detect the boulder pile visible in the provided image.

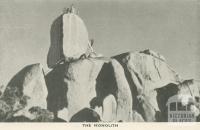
[0,6,199,122]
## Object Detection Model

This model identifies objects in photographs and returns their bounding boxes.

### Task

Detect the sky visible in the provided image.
[0,0,199,85]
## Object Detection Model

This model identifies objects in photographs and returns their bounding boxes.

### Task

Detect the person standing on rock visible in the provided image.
[62,5,78,14]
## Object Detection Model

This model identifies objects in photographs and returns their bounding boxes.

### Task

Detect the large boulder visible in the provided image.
[102,94,117,122]
[136,94,156,121]
[113,50,180,121]
[62,13,90,59]
[178,79,200,97]
[64,58,105,121]
[111,59,133,122]
[47,10,90,68]
[94,59,133,122]
[114,50,180,92]
[2,63,48,120]
[70,108,101,122]
[132,110,144,122]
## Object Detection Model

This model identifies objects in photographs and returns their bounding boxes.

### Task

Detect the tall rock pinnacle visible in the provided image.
[47,6,90,68]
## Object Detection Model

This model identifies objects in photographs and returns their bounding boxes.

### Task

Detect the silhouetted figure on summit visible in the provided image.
[62,8,69,14]
[62,5,77,14]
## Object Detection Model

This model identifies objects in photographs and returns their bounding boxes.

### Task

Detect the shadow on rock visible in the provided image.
[45,63,68,118]
[53,117,67,122]
[70,108,101,122]
[113,53,140,111]
[47,15,64,68]
[136,95,156,122]
[6,116,31,122]
[95,63,117,107]
[156,83,179,121]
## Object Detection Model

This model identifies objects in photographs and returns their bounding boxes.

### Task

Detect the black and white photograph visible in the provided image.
[0,0,200,124]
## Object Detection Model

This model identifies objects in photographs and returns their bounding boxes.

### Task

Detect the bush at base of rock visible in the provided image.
[2,86,30,112]
[0,100,12,121]
[0,98,54,122]
[29,106,54,122]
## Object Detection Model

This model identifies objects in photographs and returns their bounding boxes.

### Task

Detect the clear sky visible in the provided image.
[0,0,199,85]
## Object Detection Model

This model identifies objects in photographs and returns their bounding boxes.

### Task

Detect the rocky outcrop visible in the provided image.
[102,94,117,122]
[1,64,49,121]
[114,51,179,92]
[45,58,106,121]
[132,110,144,122]
[93,59,133,122]
[70,108,101,122]
[64,58,106,121]
[1,50,199,123]
[1,6,199,122]
[111,59,133,122]
[137,94,156,121]
[112,51,181,121]
[178,79,200,97]
[62,12,90,59]
[1,28,199,123]
[140,49,166,61]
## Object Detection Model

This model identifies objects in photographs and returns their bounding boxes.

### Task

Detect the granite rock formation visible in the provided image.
[0,6,199,122]
[0,64,52,121]
[47,6,90,68]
